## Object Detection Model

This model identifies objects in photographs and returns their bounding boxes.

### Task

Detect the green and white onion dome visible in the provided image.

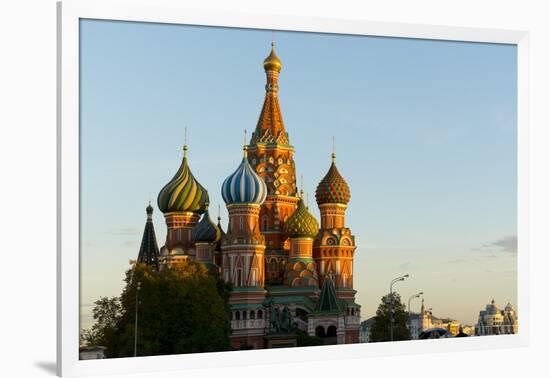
[221,148,267,205]
[157,146,209,214]
[284,198,319,238]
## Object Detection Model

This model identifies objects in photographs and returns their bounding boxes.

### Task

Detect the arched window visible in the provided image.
[235,311,240,320]
[315,326,326,337]
[250,311,256,320]
[327,325,337,337]
[257,310,263,319]
[243,311,247,320]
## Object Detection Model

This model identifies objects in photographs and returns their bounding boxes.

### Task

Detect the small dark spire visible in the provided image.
[137,203,160,269]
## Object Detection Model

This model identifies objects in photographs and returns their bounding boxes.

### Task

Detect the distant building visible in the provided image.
[407,299,462,339]
[476,299,518,336]
[461,325,475,336]
[79,346,106,360]
[440,318,460,336]
[359,317,375,343]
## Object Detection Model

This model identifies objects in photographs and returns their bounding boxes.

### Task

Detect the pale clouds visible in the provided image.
[107,227,139,236]
[490,235,517,253]
[474,235,517,256]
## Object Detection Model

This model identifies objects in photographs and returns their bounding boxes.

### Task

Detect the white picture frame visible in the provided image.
[57,1,529,376]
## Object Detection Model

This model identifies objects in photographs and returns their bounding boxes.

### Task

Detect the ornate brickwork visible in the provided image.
[247,43,299,285]
[314,156,357,295]
[153,43,361,350]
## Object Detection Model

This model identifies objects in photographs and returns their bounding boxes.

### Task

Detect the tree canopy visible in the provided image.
[369,292,411,342]
[81,261,232,357]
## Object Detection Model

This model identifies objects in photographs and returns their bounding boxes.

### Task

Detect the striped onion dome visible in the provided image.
[284,197,319,238]
[221,148,267,205]
[191,207,222,243]
[157,146,209,214]
[315,153,351,205]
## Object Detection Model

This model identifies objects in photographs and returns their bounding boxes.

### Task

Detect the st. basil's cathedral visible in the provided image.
[137,43,361,350]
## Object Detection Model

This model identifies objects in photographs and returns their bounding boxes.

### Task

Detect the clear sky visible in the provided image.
[79,19,517,330]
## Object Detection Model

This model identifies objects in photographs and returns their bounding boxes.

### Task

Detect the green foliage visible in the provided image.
[81,261,232,357]
[369,292,411,342]
[80,296,122,352]
[296,329,324,347]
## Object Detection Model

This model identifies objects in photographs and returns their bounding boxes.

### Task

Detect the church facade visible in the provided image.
[475,299,518,336]
[138,44,361,350]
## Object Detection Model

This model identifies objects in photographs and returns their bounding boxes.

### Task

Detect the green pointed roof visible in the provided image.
[315,276,340,313]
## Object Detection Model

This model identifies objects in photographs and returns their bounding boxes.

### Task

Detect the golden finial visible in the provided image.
[306,192,310,208]
[300,174,304,198]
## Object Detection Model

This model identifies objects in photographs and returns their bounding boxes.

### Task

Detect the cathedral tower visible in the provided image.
[221,146,268,349]
[313,151,360,343]
[157,143,209,268]
[247,43,299,284]
[313,152,356,296]
[282,192,319,288]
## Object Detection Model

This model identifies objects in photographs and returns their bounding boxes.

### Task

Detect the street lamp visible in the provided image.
[408,291,424,315]
[134,281,141,357]
[389,274,409,342]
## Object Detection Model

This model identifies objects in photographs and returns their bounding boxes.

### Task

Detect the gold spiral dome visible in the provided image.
[263,42,282,72]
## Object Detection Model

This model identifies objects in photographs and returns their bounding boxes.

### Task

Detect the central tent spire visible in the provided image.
[250,42,289,146]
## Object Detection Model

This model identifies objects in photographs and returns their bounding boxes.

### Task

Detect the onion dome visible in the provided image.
[487,299,501,315]
[191,206,222,243]
[284,198,319,238]
[157,145,209,214]
[315,153,351,205]
[221,148,267,205]
[263,42,282,72]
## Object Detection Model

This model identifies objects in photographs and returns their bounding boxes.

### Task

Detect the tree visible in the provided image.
[369,292,411,342]
[80,296,122,351]
[81,261,231,357]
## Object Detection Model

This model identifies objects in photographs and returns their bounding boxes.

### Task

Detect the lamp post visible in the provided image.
[389,274,409,342]
[134,281,141,357]
[408,291,424,315]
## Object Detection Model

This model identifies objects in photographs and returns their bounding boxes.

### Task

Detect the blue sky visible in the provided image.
[80,19,517,329]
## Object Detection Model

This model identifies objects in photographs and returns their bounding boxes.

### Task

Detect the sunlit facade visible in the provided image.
[142,44,362,350]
